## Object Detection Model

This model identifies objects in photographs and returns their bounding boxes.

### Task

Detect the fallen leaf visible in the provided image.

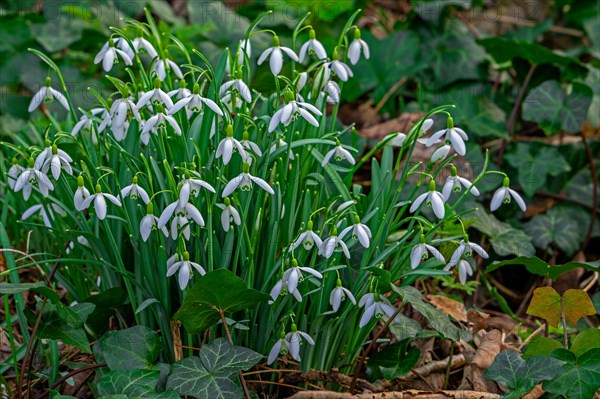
[427,295,468,322]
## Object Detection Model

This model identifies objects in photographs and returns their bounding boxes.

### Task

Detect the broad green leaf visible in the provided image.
[544,348,600,399]
[505,19,553,42]
[413,0,472,23]
[487,256,600,281]
[523,336,562,360]
[391,285,467,341]
[522,80,593,135]
[96,369,177,398]
[561,289,596,327]
[365,266,391,293]
[30,16,87,52]
[389,315,422,341]
[98,326,160,370]
[366,342,420,381]
[504,143,571,197]
[524,207,583,256]
[83,288,128,336]
[0,281,59,303]
[527,287,562,327]
[174,269,270,334]
[470,207,534,257]
[484,350,563,399]
[477,37,583,67]
[166,338,261,399]
[571,329,600,358]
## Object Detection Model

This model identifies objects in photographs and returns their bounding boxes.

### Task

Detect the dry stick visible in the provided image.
[560,300,569,349]
[289,389,501,399]
[34,363,107,399]
[537,190,600,213]
[219,309,251,399]
[580,131,598,253]
[442,341,455,390]
[17,300,47,399]
[374,77,408,114]
[350,304,405,394]
[518,324,546,350]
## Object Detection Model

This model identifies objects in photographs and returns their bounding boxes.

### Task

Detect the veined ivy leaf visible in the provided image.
[389,314,422,341]
[522,80,593,135]
[524,207,583,256]
[0,281,59,303]
[390,285,468,341]
[571,329,600,358]
[174,269,270,334]
[544,349,600,399]
[366,341,421,381]
[470,207,534,257]
[504,143,571,197]
[484,350,564,399]
[523,336,562,359]
[96,369,178,398]
[527,287,596,328]
[98,325,160,370]
[166,338,262,399]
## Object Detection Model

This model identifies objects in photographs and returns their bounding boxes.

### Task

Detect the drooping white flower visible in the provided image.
[240,131,262,157]
[340,215,372,248]
[425,116,468,156]
[140,202,169,242]
[79,184,122,220]
[267,331,289,365]
[430,144,451,163]
[409,180,446,219]
[98,37,134,59]
[120,176,150,204]
[216,125,247,165]
[219,68,252,103]
[268,89,322,133]
[490,177,527,212]
[153,54,183,81]
[131,31,158,59]
[166,251,206,290]
[445,258,475,285]
[73,176,90,211]
[110,95,142,130]
[269,277,303,304]
[94,37,133,72]
[322,140,355,167]
[28,77,69,112]
[21,203,65,228]
[8,159,23,190]
[299,29,327,62]
[291,221,323,251]
[282,259,323,294]
[410,234,445,269]
[222,162,275,197]
[168,80,192,101]
[178,172,216,208]
[269,138,294,160]
[13,158,54,200]
[442,165,479,200]
[330,279,356,312]
[216,197,241,232]
[136,78,174,110]
[236,39,252,66]
[387,118,434,147]
[158,199,205,239]
[168,83,223,116]
[71,108,105,137]
[348,29,370,65]
[446,239,489,269]
[336,199,356,214]
[141,107,182,145]
[359,292,399,328]
[319,227,351,259]
[323,81,341,104]
[258,35,299,75]
[40,144,73,180]
[285,324,315,361]
[325,49,353,82]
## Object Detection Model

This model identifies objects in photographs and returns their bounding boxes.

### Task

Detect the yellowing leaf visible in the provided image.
[527,287,562,327]
[561,289,596,326]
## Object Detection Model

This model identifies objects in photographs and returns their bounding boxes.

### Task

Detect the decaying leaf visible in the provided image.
[427,295,468,322]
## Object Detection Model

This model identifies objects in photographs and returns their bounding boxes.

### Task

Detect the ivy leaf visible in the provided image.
[527,287,596,327]
[166,338,261,399]
[97,326,160,370]
[544,349,600,399]
[477,37,584,68]
[96,369,178,398]
[413,0,472,24]
[174,269,270,334]
[523,336,562,359]
[389,315,422,341]
[487,256,600,281]
[524,207,583,256]
[391,285,468,341]
[561,289,597,326]
[484,350,564,399]
[0,281,59,303]
[522,80,593,135]
[571,329,600,358]
[83,287,128,337]
[366,341,421,381]
[470,207,535,257]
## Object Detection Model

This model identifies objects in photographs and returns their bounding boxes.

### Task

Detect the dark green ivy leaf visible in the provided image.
[97,325,160,370]
[524,207,584,256]
[543,349,600,399]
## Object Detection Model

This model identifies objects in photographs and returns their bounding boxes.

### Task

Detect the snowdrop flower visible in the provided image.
[410,234,445,269]
[267,331,289,365]
[326,49,353,82]
[425,116,468,156]
[490,177,527,212]
[330,279,356,312]
[216,125,247,164]
[21,203,65,228]
[73,176,90,211]
[14,158,54,200]
[283,259,323,294]
[153,52,183,81]
[430,144,451,163]
[216,197,241,232]
[94,37,133,72]
[39,144,73,180]
[410,180,446,219]
[131,29,158,59]
[120,176,150,204]
[285,324,315,362]
[291,221,323,251]
[28,77,69,112]
[169,83,223,116]
[269,277,303,304]
[168,80,192,101]
[140,202,169,242]
[348,29,370,65]
[446,239,489,269]
[319,227,350,259]
[296,72,308,91]
[387,118,434,147]
[268,89,322,132]
[219,67,252,103]
[336,199,356,214]
[236,39,252,66]
[158,199,206,236]
[136,78,174,110]
[445,258,474,285]
[269,137,294,160]
[110,94,141,128]
[299,29,327,62]
[322,139,355,167]
[222,162,275,197]
[240,131,262,157]
[8,158,23,190]
[324,81,341,104]
[442,165,479,200]
[258,35,299,75]
[71,108,105,137]
[340,215,372,248]
[141,106,182,145]
[359,292,399,328]
[166,251,206,290]
[80,184,122,220]
[98,37,134,59]
[178,172,216,207]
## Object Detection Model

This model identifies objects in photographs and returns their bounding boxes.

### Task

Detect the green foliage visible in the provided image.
[166,338,261,399]
[97,326,160,370]
[526,287,596,327]
[571,329,600,357]
[470,207,535,257]
[524,207,586,256]
[543,349,600,399]
[97,369,178,398]
[0,281,59,303]
[523,336,562,359]
[366,340,421,381]
[487,256,600,281]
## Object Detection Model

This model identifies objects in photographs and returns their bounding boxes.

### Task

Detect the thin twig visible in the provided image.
[219,309,250,399]
[34,363,106,399]
[374,77,408,114]
[580,132,598,252]
[537,190,600,213]
[18,300,47,399]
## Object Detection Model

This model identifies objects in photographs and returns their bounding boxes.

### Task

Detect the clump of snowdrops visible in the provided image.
[4,10,526,370]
